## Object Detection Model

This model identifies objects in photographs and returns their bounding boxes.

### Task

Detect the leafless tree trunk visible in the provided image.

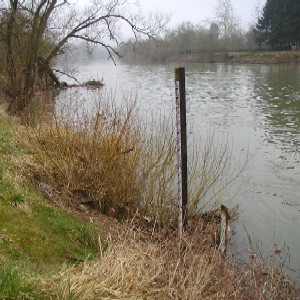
[0,0,167,113]
[215,0,239,57]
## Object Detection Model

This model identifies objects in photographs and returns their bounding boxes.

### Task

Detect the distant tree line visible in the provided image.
[121,0,300,62]
[255,0,300,50]
[120,22,257,63]
[120,0,259,62]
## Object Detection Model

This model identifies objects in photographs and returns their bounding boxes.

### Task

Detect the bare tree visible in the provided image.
[215,0,240,57]
[208,22,219,51]
[0,0,167,113]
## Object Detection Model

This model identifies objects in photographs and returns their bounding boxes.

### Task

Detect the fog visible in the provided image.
[139,0,265,29]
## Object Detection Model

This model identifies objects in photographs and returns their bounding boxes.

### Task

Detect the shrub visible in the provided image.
[17,94,244,225]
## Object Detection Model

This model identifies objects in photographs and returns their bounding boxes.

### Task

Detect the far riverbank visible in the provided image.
[165,51,300,64]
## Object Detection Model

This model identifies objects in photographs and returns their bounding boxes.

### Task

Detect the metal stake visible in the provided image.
[175,67,188,237]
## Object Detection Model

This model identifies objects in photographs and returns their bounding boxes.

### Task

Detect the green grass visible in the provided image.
[0,116,20,156]
[0,113,104,298]
[0,203,100,265]
[0,265,37,299]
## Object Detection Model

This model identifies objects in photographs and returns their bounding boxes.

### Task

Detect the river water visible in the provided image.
[56,60,300,280]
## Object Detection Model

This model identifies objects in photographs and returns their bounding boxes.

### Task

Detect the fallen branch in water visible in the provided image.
[53,69,82,85]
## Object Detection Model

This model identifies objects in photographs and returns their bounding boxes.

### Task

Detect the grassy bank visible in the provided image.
[0,111,103,298]
[165,51,300,64]
[0,100,299,298]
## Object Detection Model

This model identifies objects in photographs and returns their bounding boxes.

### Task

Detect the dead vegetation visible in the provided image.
[3,95,298,299]
[50,226,299,300]
[15,95,243,227]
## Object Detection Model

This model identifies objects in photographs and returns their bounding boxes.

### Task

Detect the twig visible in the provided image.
[53,68,81,85]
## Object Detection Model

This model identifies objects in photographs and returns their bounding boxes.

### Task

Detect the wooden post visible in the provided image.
[175,67,188,237]
[219,205,229,255]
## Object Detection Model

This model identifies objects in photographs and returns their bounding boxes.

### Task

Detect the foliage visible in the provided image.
[255,0,300,50]
[120,21,238,62]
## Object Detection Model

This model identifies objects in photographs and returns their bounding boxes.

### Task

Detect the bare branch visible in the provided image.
[45,11,167,64]
[71,34,120,64]
[52,68,81,85]
[0,0,168,111]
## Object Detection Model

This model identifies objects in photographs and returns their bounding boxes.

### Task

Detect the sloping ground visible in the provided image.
[0,109,299,299]
[0,112,103,298]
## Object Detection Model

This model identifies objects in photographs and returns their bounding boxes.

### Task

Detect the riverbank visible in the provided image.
[0,100,299,298]
[165,51,300,64]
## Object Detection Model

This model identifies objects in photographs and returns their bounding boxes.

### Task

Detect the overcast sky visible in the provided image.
[139,0,266,30]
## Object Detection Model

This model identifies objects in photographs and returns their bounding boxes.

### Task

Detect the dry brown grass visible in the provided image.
[16,98,142,216]
[2,94,298,299]
[14,94,246,226]
[51,228,298,300]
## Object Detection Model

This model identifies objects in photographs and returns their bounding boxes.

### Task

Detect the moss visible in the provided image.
[0,114,105,296]
[0,199,102,264]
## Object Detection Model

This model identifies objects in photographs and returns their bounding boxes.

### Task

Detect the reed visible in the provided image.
[16,93,245,225]
[52,231,298,300]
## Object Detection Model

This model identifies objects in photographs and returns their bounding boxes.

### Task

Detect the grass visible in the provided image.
[0,204,100,263]
[0,97,298,298]
[18,99,143,216]
[53,231,298,300]
[0,109,104,297]
[225,50,300,64]
[0,265,36,299]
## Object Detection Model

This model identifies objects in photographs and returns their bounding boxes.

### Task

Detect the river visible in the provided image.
[55,60,300,281]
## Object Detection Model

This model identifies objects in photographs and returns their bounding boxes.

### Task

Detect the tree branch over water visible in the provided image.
[0,0,169,113]
[52,68,82,85]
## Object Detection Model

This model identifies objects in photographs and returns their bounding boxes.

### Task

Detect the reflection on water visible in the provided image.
[254,65,300,157]
[55,61,300,281]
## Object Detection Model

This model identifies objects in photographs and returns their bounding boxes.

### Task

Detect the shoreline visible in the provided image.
[123,51,300,65]
[165,51,300,65]
[0,91,299,298]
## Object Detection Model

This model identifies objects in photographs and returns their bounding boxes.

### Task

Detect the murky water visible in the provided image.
[56,60,300,280]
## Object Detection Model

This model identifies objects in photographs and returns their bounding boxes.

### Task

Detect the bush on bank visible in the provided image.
[0,100,298,299]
